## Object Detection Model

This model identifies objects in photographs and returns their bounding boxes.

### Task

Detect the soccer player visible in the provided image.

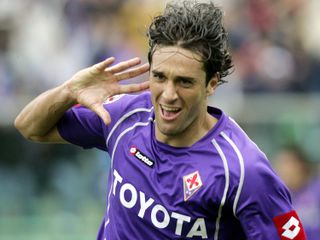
[15,1,306,239]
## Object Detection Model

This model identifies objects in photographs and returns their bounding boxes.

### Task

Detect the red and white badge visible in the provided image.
[273,210,306,240]
[183,171,203,201]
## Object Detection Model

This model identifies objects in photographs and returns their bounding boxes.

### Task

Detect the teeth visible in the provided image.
[161,105,180,112]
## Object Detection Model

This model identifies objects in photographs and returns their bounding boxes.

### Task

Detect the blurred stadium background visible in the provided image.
[0,0,319,239]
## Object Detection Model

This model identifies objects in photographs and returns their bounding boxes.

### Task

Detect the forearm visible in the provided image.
[14,57,149,142]
[14,84,76,141]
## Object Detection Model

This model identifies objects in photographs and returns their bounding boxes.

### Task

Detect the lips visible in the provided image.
[160,104,181,121]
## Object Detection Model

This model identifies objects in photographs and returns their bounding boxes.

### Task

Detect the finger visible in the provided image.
[90,103,112,125]
[106,57,142,75]
[114,63,150,82]
[93,57,116,72]
[118,81,150,94]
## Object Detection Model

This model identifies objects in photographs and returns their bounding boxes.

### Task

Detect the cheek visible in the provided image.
[188,101,202,117]
[149,81,159,96]
[149,82,163,106]
[184,88,206,106]
[183,91,207,119]
[183,94,203,118]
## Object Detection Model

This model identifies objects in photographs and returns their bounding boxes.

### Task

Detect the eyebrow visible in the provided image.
[151,70,165,77]
[151,70,196,82]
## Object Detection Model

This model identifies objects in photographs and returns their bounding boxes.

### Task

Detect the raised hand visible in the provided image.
[64,57,150,125]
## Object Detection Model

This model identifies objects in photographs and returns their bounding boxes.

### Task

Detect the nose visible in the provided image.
[162,81,178,102]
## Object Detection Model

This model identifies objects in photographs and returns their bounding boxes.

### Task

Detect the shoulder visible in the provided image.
[103,91,153,126]
[104,91,154,149]
[212,116,291,214]
[212,115,269,180]
[218,116,270,174]
[223,117,279,184]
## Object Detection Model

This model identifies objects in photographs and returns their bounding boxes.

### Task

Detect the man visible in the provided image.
[15,1,306,239]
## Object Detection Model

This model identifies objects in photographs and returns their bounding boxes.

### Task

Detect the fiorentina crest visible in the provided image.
[183,171,203,201]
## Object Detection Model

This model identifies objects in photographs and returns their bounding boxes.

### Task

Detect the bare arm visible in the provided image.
[14,85,75,143]
[14,57,150,143]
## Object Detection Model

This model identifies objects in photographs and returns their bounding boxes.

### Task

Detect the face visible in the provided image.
[149,46,217,144]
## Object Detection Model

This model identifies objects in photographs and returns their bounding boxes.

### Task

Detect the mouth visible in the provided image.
[160,104,182,121]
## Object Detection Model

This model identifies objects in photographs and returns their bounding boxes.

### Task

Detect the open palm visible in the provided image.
[65,57,150,125]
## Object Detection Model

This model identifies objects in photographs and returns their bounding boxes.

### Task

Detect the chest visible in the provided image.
[110,126,228,216]
[106,124,238,239]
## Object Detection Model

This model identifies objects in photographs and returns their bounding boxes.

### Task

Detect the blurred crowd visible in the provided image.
[224,0,320,92]
[0,0,155,99]
[0,0,320,101]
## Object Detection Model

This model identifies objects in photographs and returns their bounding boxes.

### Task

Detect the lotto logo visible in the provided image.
[273,210,306,240]
[282,217,300,239]
[129,146,154,168]
[130,147,137,154]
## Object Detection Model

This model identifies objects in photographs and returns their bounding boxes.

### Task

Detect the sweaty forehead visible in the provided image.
[150,46,206,81]
[151,46,205,75]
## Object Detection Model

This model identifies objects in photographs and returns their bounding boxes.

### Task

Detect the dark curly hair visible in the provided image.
[147,0,233,85]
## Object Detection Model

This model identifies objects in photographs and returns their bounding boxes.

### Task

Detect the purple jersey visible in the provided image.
[57,92,305,239]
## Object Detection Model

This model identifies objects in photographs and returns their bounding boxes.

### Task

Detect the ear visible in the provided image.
[206,74,219,96]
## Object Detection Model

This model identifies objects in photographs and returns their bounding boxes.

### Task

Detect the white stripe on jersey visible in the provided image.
[105,119,153,228]
[211,139,230,240]
[106,107,154,147]
[228,117,268,160]
[220,131,245,218]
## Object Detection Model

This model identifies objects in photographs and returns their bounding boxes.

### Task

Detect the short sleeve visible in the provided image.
[236,154,306,239]
[57,92,153,152]
[57,105,108,151]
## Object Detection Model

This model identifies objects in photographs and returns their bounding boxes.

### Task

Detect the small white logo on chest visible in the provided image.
[130,146,154,168]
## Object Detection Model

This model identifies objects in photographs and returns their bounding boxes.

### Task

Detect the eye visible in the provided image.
[152,72,165,81]
[179,78,194,88]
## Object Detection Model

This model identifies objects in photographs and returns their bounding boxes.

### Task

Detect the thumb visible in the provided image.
[91,103,112,125]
